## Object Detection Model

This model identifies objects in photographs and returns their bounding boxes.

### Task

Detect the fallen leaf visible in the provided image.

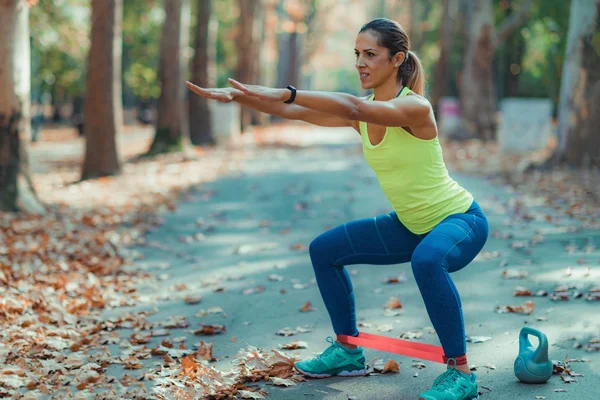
[412,362,427,369]
[296,325,312,333]
[195,341,216,362]
[560,375,577,383]
[513,286,532,296]
[270,377,296,387]
[385,297,403,309]
[495,300,535,315]
[383,273,408,284]
[467,336,491,343]
[399,331,423,339]
[382,360,400,374]
[375,324,394,332]
[292,283,309,290]
[276,327,297,337]
[289,243,306,251]
[268,349,296,379]
[184,295,202,304]
[503,269,528,279]
[242,285,266,295]
[239,390,265,399]
[300,302,314,312]
[194,324,226,335]
[279,341,308,350]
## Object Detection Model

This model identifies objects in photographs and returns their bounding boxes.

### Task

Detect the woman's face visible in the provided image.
[354,30,401,90]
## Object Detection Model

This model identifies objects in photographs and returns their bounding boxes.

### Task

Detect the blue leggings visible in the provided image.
[308,200,489,358]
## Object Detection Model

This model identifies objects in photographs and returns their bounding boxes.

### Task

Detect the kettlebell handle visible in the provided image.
[519,327,549,364]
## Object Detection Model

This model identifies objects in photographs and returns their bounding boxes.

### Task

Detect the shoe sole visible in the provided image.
[295,365,367,379]
[418,397,478,400]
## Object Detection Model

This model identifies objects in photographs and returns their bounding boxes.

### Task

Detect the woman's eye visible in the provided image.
[368,53,375,57]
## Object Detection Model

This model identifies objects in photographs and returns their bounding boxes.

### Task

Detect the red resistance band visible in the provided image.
[337,332,448,364]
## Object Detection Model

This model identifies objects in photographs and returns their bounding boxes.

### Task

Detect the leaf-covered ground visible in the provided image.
[1,123,598,399]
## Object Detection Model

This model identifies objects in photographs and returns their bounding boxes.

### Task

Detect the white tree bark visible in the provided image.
[0,0,44,213]
[555,0,600,166]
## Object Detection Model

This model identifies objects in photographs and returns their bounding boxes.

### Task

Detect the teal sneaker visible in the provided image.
[418,368,479,400]
[294,336,366,378]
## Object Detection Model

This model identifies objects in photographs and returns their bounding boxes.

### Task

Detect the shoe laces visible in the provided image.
[432,368,462,393]
[316,336,338,360]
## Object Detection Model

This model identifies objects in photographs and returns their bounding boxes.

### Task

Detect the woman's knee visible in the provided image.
[308,233,327,261]
[411,248,445,278]
[309,225,354,267]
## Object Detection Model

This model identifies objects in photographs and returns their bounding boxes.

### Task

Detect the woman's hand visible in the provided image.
[228,78,289,103]
[185,81,243,103]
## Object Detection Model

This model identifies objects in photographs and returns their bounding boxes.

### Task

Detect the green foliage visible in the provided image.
[214,0,238,87]
[495,0,571,107]
[30,0,90,100]
[122,0,163,101]
[27,0,574,113]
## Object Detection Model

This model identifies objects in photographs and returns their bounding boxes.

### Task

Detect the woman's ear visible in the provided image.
[393,52,405,68]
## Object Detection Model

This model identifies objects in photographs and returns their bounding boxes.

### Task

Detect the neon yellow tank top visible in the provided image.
[359,88,473,234]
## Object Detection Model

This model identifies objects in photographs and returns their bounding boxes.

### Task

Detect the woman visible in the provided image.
[187,17,488,400]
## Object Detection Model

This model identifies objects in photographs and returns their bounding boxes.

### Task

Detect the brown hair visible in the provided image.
[359,18,425,96]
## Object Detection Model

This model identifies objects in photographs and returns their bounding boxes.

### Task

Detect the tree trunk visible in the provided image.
[235,0,262,132]
[147,0,191,154]
[458,0,496,141]
[81,0,123,180]
[458,0,531,141]
[276,0,302,97]
[189,0,216,146]
[555,0,600,167]
[431,0,456,112]
[0,0,44,214]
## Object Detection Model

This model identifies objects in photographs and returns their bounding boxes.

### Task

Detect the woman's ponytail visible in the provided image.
[399,50,425,96]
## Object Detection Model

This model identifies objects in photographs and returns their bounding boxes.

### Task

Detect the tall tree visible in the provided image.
[235,0,263,132]
[147,0,191,154]
[554,0,600,166]
[189,0,216,145]
[0,0,44,213]
[458,0,531,141]
[276,0,303,93]
[81,0,123,180]
[431,0,457,111]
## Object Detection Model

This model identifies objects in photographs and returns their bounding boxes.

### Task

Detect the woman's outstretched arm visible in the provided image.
[186,81,354,129]
[228,79,431,128]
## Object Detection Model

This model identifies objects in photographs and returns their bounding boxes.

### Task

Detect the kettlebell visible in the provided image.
[514,327,553,383]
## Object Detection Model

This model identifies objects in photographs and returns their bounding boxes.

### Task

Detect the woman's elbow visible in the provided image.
[346,98,364,120]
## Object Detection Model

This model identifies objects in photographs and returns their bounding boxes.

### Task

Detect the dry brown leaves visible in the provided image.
[495,300,535,315]
[0,127,251,398]
[152,346,304,399]
[442,139,600,228]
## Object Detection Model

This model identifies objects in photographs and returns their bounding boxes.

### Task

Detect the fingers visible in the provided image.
[186,81,213,99]
[228,78,256,97]
[227,78,244,90]
[186,81,231,102]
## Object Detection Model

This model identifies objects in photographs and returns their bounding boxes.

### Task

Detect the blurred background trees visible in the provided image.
[1,0,598,212]
[81,0,123,179]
